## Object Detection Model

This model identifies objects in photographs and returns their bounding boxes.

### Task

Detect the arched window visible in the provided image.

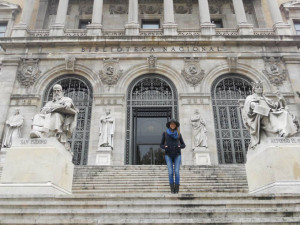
[43,75,93,165]
[211,74,252,164]
[126,74,178,165]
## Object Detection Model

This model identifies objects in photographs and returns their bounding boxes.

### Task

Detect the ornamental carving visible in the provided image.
[65,57,76,71]
[139,4,162,14]
[99,58,123,85]
[174,1,193,14]
[17,59,41,88]
[48,0,58,15]
[147,55,157,69]
[262,57,287,86]
[181,58,205,87]
[109,4,128,14]
[227,56,238,71]
[243,0,255,14]
[209,0,234,14]
[79,0,93,15]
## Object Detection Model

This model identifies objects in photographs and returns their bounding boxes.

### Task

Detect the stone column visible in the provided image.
[87,0,104,36]
[163,0,177,35]
[49,0,69,36]
[125,0,139,35]
[267,0,291,35]
[0,59,19,142]
[232,0,253,35]
[198,0,215,35]
[11,0,35,37]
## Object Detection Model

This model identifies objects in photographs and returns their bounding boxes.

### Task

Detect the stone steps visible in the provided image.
[0,193,300,224]
[72,165,249,194]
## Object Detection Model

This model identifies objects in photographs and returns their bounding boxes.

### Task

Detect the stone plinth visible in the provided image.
[95,147,112,165]
[163,23,178,35]
[0,138,74,195]
[237,24,254,35]
[246,137,300,194]
[200,23,216,35]
[0,149,7,167]
[193,147,211,165]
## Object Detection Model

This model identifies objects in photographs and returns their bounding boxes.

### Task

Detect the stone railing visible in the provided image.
[140,29,163,36]
[64,29,87,37]
[103,29,125,36]
[178,29,201,36]
[215,28,239,36]
[253,28,275,35]
[28,29,50,37]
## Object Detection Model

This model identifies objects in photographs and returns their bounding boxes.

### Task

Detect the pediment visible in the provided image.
[0,1,20,10]
[282,0,300,8]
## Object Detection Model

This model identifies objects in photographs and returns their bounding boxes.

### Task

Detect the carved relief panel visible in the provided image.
[262,57,287,86]
[17,59,41,88]
[181,58,205,87]
[99,58,123,85]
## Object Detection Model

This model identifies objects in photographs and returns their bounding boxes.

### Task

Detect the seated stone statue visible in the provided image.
[241,81,298,149]
[30,84,78,149]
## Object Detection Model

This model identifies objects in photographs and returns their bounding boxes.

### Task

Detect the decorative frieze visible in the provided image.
[263,57,287,86]
[227,56,238,71]
[10,94,40,106]
[181,58,205,87]
[79,0,93,15]
[139,4,162,14]
[99,58,123,85]
[109,4,128,14]
[94,94,125,106]
[174,0,193,14]
[147,55,157,69]
[17,59,41,88]
[65,56,76,71]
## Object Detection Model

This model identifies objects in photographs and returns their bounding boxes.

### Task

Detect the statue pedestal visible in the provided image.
[0,138,74,195]
[246,137,300,194]
[193,147,211,165]
[95,147,112,165]
[0,149,7,167]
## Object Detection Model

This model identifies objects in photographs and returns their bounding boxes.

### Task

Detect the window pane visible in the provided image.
[0,24,7,33]
[142,20,160,29]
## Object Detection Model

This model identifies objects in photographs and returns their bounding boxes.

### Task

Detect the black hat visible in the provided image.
[166,118,180,128]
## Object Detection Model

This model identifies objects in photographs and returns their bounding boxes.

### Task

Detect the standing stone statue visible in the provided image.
[2,109,24,148]
[30,84,78,149]
[191,109,207,149]
[98,109,115,149]
[241,81,298,149]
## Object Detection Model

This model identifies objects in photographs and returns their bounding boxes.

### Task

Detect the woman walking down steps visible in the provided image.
[160,119,186,194]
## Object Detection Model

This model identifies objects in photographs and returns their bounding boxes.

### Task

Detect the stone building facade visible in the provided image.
[0,0,299,166]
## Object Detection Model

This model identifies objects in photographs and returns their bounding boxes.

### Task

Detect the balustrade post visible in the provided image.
[125,0,139,35]
[87,0,103,36]
[11,0,35,37]
[267,0,291,35]
[232,0,253,35]
[49,0,70,36]
[198,0,215,35]
[163,0,177,35]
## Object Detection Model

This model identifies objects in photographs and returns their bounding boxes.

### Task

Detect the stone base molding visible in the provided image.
[87,24,103,36]
[11,24,29,37]
[246,137,300,194]
[49,24,65,36]
[200,23,216,35]
[163,23,178,35]
[95,147,113,165]
[237,23,254,35]
[0,138,74,195]
[0,149,7,167]
[273,23,292,35]
[193,147,211,165]
[125,23,140,35]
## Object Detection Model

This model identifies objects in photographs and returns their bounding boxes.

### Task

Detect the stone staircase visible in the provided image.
[1,165,300,224]
[72,165,249,194]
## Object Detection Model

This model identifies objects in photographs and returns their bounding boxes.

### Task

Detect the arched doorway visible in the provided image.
[211,74,252,164]
[126,74,178,165]
[43,75,93,165]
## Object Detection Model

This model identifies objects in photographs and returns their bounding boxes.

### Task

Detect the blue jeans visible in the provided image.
[165,154,181,185]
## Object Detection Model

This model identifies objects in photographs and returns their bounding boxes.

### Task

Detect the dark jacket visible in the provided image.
[160,132,186,159]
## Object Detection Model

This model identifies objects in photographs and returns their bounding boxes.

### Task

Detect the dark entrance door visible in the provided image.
[133,108,171,165]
